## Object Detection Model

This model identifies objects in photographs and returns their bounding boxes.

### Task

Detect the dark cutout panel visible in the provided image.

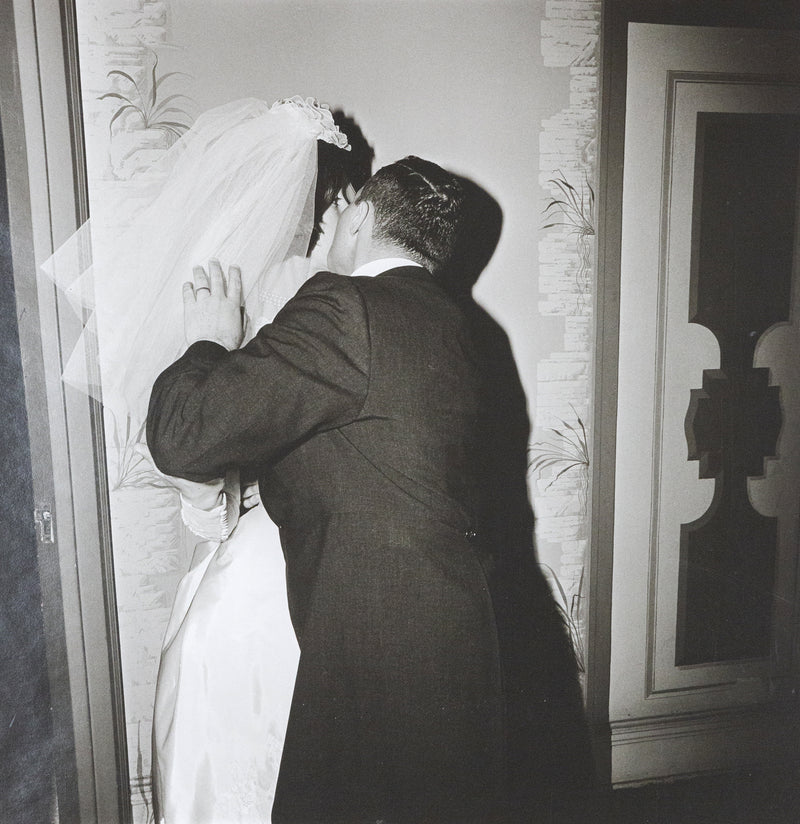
[677,112,800,666]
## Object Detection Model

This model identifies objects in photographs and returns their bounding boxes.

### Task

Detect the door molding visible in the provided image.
[1,0,129,820]
[593,0,800,787]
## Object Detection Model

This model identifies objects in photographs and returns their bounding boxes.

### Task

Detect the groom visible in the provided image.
[147,156,594,823]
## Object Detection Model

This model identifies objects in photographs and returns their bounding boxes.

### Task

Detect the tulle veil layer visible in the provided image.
[43,97,341,429]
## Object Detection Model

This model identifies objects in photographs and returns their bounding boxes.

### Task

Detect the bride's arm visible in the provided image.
[137,443,242,542]
[181,476,261,542]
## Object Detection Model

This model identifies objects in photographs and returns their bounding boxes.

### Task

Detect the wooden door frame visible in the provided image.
[1,0,129,821]
[590,0,800,787]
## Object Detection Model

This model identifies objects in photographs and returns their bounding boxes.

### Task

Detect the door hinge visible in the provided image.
[34,505,55,544]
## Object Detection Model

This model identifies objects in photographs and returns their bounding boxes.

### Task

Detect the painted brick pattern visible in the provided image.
[534,0,600,651]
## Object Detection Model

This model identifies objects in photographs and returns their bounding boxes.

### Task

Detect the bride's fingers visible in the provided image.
[242,492,260,509]
[242,480,260,509]
[208,259,224,294]
[228,265,242,303]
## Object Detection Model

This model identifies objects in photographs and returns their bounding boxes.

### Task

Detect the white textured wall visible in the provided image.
[165,0,599,604]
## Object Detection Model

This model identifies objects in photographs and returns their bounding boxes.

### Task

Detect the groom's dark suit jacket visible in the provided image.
[148,265,594,823]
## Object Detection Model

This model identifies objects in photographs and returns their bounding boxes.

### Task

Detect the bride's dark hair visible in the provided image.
[308,110,373,254]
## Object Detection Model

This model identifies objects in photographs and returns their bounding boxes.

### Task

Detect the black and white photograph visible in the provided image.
[2,1,799,823]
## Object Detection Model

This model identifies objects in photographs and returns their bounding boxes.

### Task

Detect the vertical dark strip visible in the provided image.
[57,0,131,817]
[0,110,55,824]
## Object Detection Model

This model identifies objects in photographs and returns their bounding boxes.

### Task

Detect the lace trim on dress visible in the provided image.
[179,470,241,542]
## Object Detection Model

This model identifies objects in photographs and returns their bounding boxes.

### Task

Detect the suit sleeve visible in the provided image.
[146,272,370,481]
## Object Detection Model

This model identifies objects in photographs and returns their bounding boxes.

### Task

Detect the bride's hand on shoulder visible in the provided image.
[183,259,244,351]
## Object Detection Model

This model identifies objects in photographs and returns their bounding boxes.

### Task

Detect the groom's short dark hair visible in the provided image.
[356,156,465,273]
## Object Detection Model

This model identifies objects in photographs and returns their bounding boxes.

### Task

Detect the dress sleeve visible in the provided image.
[246,255,315,336]
[146,272,369,481]
[179,470,241,541]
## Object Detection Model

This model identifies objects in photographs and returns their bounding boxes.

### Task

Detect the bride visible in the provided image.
[152,100,371,824]
[60,96,371,823]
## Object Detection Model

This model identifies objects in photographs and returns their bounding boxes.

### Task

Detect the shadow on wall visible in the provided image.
[443,178,600,819]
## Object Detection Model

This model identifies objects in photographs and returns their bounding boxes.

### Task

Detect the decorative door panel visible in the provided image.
[610,24,800,783]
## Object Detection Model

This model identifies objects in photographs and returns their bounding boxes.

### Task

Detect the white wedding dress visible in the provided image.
[153,500,298,823]
[43,98,350,823]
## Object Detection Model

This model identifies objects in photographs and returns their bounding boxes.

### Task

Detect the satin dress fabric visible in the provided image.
[152,501,300,824]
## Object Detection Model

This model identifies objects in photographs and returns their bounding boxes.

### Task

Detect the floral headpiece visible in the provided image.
[271,96,350,150]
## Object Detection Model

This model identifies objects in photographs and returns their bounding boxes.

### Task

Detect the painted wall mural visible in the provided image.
[76,4,196,821]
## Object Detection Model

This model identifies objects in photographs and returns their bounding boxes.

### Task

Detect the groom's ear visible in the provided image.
[351,199,376,265]
[350,200,371,236]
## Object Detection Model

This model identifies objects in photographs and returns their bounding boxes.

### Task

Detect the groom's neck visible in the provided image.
[352,240,423,273]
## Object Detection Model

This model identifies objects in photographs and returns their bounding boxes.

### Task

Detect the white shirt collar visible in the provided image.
[351,257,424,278]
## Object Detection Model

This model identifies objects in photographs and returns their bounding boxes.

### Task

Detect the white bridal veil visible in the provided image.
[43,96,349,429]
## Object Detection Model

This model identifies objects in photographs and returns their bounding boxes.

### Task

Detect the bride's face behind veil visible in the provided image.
[310,183,357,272]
